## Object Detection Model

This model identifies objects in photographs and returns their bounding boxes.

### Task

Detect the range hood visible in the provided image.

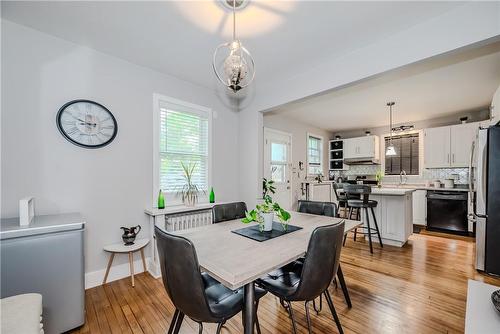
[344,158,380,165]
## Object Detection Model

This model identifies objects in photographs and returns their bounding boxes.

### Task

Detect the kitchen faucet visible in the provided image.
[400,170,408,185]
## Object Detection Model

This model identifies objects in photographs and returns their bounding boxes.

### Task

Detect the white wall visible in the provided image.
[263,113,332,208]
[1,20,240,282]
[491,84,500,125]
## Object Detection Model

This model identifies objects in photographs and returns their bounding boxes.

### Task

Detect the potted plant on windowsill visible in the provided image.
[241,178,291,232]
[176,162,205,207]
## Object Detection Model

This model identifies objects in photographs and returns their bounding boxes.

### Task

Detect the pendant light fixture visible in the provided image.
[213,0,255,93]
[386,102,397,156]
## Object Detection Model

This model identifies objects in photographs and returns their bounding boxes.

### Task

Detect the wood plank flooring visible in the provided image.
[71,233,500,333]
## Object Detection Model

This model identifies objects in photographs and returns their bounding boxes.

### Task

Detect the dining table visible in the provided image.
[167,211,362,334]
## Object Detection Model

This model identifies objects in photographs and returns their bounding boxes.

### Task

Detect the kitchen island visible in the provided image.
[341,186,415,247]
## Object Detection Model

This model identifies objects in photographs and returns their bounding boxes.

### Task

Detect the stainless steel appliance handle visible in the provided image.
[469,140,475,194]
[474,129,488,219]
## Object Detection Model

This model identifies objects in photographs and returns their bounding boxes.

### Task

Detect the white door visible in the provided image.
[450,123,478,167]
[424,126,451,168]
[263,128,292,210]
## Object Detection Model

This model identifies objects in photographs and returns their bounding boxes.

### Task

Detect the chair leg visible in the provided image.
[343,234,347,246]
[286,301,298,334]
[312,294,322,314]
[216,322,224,334]
[304,301,312,334]
[324,290,344,334]
[255,300,262,334]
[336,265,352,308]
[365,208,374,254]
[173,312,184,334]
[168,309,179,334]
[353,228,357,241]
[198,322,203,334]
[348,207,353,220]
[371,207,383,248]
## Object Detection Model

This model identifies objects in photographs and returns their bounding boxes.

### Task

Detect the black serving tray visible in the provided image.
[231,222,302,242]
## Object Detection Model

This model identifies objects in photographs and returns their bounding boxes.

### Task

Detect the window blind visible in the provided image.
[308,135,322,175]
[385,133,419,175]
[159,102,209,193]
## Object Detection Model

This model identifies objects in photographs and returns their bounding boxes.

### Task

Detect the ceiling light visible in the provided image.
[213,0,255,92]
[386,101,397,156]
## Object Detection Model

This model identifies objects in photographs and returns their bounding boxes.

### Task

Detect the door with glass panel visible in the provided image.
[263,128,292,210]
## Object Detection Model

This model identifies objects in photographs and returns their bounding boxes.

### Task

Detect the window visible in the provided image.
[270,142,287,183]
[384,133,419,175]
[307,134,323,175]
[154,94,211,203]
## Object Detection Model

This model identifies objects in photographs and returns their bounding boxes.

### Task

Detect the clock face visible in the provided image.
[56,100,117,148]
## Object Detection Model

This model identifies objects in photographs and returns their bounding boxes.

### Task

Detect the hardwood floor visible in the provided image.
[71,233,500,334]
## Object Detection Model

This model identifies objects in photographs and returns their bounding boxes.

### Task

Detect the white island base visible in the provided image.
[357,188,414,247]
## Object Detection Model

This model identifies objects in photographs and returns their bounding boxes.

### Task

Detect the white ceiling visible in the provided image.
[1,1,465,91]
[268,45,500,132]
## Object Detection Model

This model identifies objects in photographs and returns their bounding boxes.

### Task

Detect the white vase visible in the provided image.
[261,212,274,232]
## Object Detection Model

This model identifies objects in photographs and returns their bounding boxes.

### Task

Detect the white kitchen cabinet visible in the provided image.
[369,192,413,247]
[424,126,451,168]
[344,136,379,161]
[412,190,427,225]
[450,123,477,167]
[424,122,479,168]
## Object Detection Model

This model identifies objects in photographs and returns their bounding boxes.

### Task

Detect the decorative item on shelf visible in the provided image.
[314,172,323,183]
[209,187,215,203]
[392,125,414,132]
[335,135,341,140]
[19,197,35,226]
[176,162,205,206]
[121,225,141,245]
[386,101,397,156]
[365,131,371,136]
[212,0,255,93]
[460,116,468,124]
[492,290,500,314]
[375,170,383,188]
[241,178,291,232]
[157,189,165,209]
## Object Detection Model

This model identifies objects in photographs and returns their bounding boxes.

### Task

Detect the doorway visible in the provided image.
[263,128,292,210]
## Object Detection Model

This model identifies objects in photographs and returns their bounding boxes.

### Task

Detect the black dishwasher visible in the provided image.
[427,190,468,234]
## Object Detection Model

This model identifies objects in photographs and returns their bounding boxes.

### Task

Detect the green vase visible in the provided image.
[209,187,215,203]
[157,190,165,209]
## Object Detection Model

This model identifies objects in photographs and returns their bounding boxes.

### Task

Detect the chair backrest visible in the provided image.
[297,200,337,218]
[155,226,214,322]
[332,183,346,202]
[343,184,371,204]
[294,222,345,301]
[212,202,247,224]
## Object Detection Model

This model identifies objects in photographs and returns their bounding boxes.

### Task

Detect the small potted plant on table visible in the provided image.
[241,178,291,232]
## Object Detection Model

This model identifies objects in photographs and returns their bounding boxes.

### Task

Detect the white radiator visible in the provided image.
[165,209,213,231]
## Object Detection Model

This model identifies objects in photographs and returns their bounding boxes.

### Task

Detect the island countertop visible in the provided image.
[339,187,415,196]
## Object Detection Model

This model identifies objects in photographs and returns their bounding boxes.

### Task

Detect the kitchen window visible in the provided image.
[153,94,212,203]
[307,134,323,176]
[384,133,419,175]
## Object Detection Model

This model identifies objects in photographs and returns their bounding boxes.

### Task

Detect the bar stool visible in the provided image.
[332,183,348,218]
[343,184,383,254]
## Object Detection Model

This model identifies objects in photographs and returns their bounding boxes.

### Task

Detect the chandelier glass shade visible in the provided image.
[213,0,255,92]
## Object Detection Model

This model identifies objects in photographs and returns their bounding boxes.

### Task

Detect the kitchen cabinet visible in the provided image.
[344,136,380,161]
[424,122,479,168]
[412,190,427,225]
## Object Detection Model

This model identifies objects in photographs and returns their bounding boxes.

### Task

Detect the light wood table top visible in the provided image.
[171,212,361,290]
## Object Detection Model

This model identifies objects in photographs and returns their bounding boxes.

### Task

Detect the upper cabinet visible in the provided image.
[344,135,380,161]
[424,122,479,168]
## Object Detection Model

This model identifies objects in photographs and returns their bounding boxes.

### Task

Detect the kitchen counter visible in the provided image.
[339,187,414,196]
[379,184,470,192]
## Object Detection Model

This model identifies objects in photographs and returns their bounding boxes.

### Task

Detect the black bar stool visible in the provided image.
[343,184,383,254]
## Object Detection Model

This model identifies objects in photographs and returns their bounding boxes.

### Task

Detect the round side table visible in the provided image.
[103,238,149,287]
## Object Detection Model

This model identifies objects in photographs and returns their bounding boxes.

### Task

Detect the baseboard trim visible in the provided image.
[85,256,151,289]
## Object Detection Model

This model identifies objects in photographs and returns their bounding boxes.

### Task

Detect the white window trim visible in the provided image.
[152,93,213,207]
[306,132,324,177]
[380,129,424,179]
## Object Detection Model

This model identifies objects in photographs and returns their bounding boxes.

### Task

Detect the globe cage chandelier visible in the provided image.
[212,0,255,93]
[386,101,397,156]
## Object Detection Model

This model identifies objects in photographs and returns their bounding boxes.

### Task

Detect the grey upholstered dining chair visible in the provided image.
[212,202,247,224]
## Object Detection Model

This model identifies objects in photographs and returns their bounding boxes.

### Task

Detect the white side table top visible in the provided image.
[465,279,500,334]
[104,239,149,253]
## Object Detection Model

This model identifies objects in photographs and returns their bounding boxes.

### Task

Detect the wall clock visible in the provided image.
[56,99,118,149]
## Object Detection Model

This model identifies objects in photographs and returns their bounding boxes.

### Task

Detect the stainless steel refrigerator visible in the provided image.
[474,125,500,276]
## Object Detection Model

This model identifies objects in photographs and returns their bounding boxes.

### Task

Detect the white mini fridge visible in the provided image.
[1,213,85,334]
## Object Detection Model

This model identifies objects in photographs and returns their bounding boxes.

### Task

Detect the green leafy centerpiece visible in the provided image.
[241,178,291,232]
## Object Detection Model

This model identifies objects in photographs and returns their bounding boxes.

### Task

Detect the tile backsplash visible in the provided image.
[332,165,469,184]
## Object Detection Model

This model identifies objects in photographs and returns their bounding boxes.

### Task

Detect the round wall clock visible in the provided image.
[56,99,118,149]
